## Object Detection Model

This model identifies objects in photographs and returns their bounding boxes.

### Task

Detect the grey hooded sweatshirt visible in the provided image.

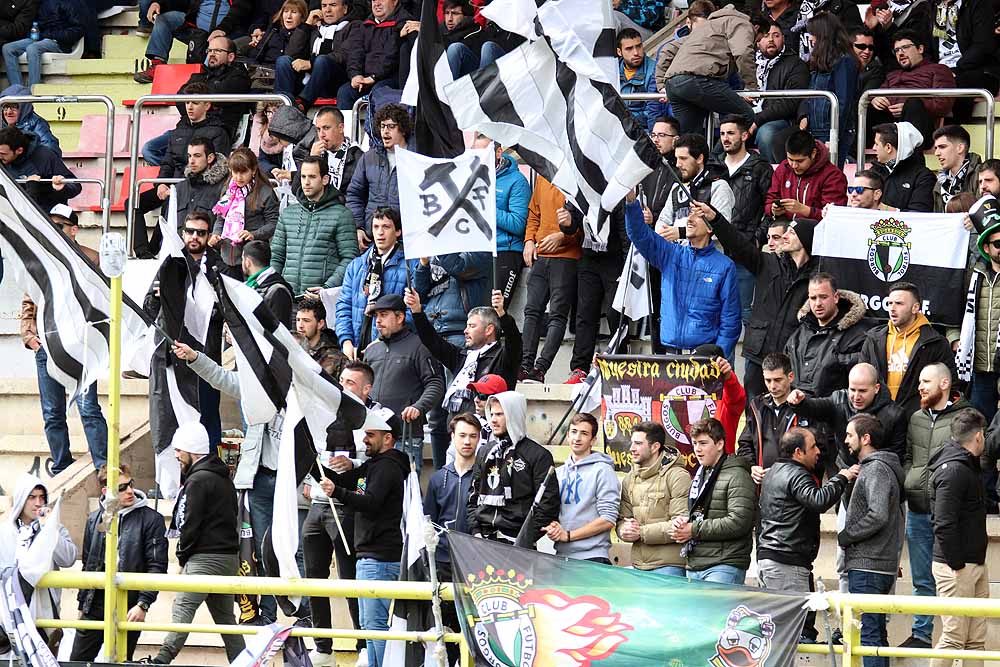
[555,451,620,561]
[838,450,905,574]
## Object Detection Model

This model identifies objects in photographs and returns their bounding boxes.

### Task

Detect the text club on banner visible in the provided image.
[449,531,807,667]
[598,354,724,472]
[813,206,969,325]
[397,146,497,258]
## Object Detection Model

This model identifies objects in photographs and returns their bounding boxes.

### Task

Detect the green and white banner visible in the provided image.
[814,206,969,325]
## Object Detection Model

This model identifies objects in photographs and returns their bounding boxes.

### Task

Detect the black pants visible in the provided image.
[570,251,625,372]
[302,503,362,653]
[743,358,765,398]
[495,250,524,308]
[954,70,1000,123]
[435,560,461,667]
[867,98,935,149]
[71,609,141,661]
[521,257,577,373]
[130,188,168,257]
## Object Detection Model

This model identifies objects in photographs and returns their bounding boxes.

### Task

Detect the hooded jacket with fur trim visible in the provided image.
[784,289,868,397]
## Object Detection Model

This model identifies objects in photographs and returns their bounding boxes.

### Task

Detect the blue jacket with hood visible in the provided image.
[412,252,491,337]
[1,85,60,156]
[335,244,414,346]
[423,461,476,562]
[624,199,741,356]
[495,153,531,253]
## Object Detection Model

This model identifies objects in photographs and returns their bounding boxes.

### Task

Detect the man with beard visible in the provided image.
[750,19,809,163]
[897,363,972,649]
[979,160,1000,198]
[719,115,773,323]
[152,422,244,665]
[650,134,734,236]
[618,27,658,130]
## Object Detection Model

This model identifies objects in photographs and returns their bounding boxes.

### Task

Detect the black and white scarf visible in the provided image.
[476,437,516,507]
[443,342,496,411]
[681,455,726,557]
[955,270,1000,381]
[755,44,785,92]
[327,136,357,191]
[937,158,972,207]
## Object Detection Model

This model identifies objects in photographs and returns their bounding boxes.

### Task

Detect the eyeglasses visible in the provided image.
[183,227,209,237]
[893,43,916,53]
[380,122,399,131]
[650,132,678,139]
[206,48,232,55]
[117,480,134,492]
[852,42,874,51]
[847,186,875,195]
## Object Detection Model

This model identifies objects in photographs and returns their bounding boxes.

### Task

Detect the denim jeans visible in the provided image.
[357,558,400,667]
[3,38,62,87]
[395,436,424,476]
[651,565,687,577]
[734,263,754,326]
[298,54,351,104]
[970,371,1000,510]
[445,41,504,78]
[36,347,108,475]
[335,78,396,112]
[145,10,186,60]
[142,130,172,166]
[687,564,746,585]
[521,257,577,373]
[273,55,303,100]
[905,510,935,642]
[755,119,791,164]
[198,378,222,450]
[848,569,895,667]
[138,0,156,28]
[664,74,754,135]
[247,468,278,621]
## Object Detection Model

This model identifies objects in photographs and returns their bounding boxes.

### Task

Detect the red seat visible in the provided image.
[137,112,181,150]
[64,114,132,159]
[90,165,159,212]
[68,165,115,212]
[124,64,204,106]
[313,98,337,107]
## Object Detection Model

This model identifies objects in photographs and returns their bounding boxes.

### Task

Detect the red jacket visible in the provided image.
[886,60,956,118]
[717,372,746,454]
[765,140,847,221]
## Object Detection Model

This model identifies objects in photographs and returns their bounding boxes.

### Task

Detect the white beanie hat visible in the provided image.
[172,422,210,456]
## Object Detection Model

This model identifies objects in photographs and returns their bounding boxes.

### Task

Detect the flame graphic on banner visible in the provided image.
[519,590,633,667]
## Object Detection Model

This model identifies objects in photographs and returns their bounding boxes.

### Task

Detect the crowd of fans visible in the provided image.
[3,0,1000,666]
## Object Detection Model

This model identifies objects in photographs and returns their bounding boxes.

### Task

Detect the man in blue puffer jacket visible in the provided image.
[472,134,531,307]
[1,85,60,156]
[335,207,413,359]
[624,194,742,357]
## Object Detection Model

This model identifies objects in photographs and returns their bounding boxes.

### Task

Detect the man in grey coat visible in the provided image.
[363,293,445,474]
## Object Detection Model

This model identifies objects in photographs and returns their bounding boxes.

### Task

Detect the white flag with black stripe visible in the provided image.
[443,1,658,250]
[613,243,651,320]
[0,167,152,404]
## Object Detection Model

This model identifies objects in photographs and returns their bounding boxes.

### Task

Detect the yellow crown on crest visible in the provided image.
[465,565,533,605]
[870,218,911,238]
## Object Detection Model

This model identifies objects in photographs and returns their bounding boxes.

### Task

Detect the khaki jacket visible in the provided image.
[654,4,757,92]
[617,448,692,570]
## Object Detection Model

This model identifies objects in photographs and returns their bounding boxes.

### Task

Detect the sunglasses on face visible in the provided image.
[989,240,1000,250]
[475,392,490,401]
[118,480,134,492]
[847,186,874,195]
[183,227,209,237]
[853,43,874,51]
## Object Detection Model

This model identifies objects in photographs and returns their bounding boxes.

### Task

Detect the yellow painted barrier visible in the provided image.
[33,571,1000,667]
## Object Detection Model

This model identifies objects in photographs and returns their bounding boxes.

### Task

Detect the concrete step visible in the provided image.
[101,34,187,62]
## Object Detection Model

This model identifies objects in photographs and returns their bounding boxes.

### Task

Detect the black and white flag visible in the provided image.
[443,0,658,250]
[0,166,152,404]
[814,206,969,325]
[613,243,651,320]
[397,147,497,258]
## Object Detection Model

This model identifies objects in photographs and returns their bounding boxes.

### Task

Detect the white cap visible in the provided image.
[171,422,210,456]
[49,204,74,220]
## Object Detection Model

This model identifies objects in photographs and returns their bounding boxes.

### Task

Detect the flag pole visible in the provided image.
[422,522,448,667]
[513,466,555,549]
[315,454,352,556]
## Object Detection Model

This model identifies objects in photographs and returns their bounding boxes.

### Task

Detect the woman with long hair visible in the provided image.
[247,0,312,70]
[209,147,280,272]
[798,12,859,165]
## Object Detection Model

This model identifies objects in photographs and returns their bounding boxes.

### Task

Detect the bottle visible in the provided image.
[29,22,39,41]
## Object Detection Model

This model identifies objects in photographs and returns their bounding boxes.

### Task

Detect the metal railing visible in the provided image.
[31,570,1000,667]
[351,97,369,145]
[126,93,292,256]
[0,94,115,229]
[622,90,840,164]
[857,88,996,164]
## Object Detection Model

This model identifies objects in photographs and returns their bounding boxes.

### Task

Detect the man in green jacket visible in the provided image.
[669,417,755,583]
[271,155,359,295]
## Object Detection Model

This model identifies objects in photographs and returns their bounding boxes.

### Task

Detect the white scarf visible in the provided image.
[443,342,496,411]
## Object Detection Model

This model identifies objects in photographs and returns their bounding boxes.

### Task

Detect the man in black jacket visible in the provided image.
[785,273,868,397]
[751,19,810,163]
[853,27,885,97]
[182,36,252,131]
[467,390,560,545]
[243,240,293,328]
[335,0,414,111]
[870,122,935,212]
[154,422,245,665]
[694,199,818,397]
[0,125,81,212]
[72,463,167,662]
[404,286,521,416]
[928,408,989,665]
[859,281,955,416]
[758,428,856,641]
[738,352,807,483]
[322,408,409,667]
[364,293,444,474]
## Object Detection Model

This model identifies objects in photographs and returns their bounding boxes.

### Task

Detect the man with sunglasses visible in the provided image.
[72,464,167,662]
[852,28,885,97]
[846,170,887,210]
[20,205,108,475]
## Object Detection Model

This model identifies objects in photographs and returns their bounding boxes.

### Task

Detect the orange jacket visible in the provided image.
[524,177,582,260]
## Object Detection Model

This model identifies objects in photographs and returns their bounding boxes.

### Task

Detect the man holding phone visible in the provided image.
[765,130,847,222]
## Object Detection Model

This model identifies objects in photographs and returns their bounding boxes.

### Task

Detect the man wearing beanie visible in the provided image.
[625,142,742,357]
[696,196,819,397]
[152,422,245,665]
